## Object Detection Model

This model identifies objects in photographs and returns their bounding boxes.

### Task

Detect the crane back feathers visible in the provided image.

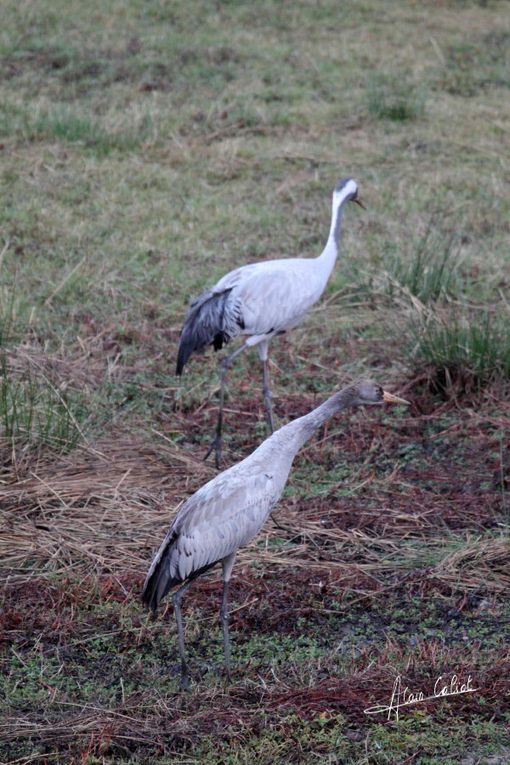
[141,524,221,612]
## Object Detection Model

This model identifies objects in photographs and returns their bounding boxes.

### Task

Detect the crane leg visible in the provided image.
[220,579,231,681]
[220,552,236,681]
[172,579,195,690]
[262,357,275,433]
[204,345,246,469]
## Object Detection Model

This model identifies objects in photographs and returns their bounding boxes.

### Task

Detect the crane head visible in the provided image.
[334,177,365,209]
[352,380,410,407]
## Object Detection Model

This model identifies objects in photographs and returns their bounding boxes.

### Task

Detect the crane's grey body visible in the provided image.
[175,178,362,466]
[143,415,304,603]
[142,381,408,687]
[181,255,334,354]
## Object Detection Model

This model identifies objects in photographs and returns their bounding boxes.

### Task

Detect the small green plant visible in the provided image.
[0,101,152,154]
[33,109,107,144]
[31,107,147,154]
[0,353,86,449]
[366,73,425,121]
[0,286,16,348]
[382,220,463,303]
[413,310,510,392]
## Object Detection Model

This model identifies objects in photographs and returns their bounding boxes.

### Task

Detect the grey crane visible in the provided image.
[141,380,409,688]
[175,177,364,467]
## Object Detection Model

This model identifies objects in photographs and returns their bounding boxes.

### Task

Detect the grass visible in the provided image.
[0,352,88,450]
[364,214,464,303]
[366,73,426,122]
[0,101,156,155]
[440,31,510,97]
[0,0,509,762]
[413,310,510,392]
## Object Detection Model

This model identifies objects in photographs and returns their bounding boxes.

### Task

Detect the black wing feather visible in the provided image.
[141,531,182,613]
[141,529,218,613]
[176,288,236,375]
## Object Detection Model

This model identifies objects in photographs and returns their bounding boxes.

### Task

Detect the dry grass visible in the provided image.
[0,434,208,580]
[2,401,508,596]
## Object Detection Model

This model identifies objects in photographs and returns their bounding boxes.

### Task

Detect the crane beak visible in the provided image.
[354,196,366,210]
[382,390,410,406]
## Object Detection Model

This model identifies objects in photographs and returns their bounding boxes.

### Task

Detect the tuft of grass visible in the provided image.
[380,219,463,303]
[0,283,17,348]
[366,72,426,121]
[413,310,510,393]
[0,353,88,450]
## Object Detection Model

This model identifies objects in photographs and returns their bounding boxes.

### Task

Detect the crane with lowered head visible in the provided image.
[142,379,409,688]
[175,177,364,467]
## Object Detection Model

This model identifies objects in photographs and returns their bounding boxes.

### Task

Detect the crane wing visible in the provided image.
[142,465,282,610]
[174,467,279,564]
[176,257,323,373]
[232,261,323,335]
[175,264,255,374]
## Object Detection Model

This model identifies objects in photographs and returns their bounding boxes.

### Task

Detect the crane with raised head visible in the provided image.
[175,178,364,467]
[142,380,409,688]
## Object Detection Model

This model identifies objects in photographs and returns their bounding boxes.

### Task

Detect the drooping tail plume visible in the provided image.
[141,533,181,613]
[176,289,233,375]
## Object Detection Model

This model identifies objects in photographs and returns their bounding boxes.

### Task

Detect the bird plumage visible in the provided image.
[176,178,360,375]
[175,287,237,374]
[174,177,363,466]
[141,380,409,685]
[142,446,288,612]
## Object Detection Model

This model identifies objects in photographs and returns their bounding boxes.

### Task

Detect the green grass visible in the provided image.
[382,222,463,303]
[0,353,89,450]
[366,73,426,122]
[440,31,510,97]
[413,310,510,391]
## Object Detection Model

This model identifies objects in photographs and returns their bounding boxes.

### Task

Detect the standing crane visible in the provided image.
[175,177,364,467]
[142,380,409,688]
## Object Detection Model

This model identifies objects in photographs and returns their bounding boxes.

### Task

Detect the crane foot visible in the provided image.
[203,434,223,469]
[222,666,232,684]
[179,670,191,691]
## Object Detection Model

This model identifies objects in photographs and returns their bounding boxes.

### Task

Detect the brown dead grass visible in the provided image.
[1,395,508,597]
[0,432,212,582]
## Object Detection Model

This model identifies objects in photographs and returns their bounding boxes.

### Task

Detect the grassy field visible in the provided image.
[1,0,509,763]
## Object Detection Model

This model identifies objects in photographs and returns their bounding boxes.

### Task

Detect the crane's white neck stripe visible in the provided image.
[333,179,357,205]
[327,179,357,246]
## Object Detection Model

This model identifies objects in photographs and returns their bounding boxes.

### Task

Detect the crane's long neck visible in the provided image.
[257,387,357,463]
[316,186,352,277]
